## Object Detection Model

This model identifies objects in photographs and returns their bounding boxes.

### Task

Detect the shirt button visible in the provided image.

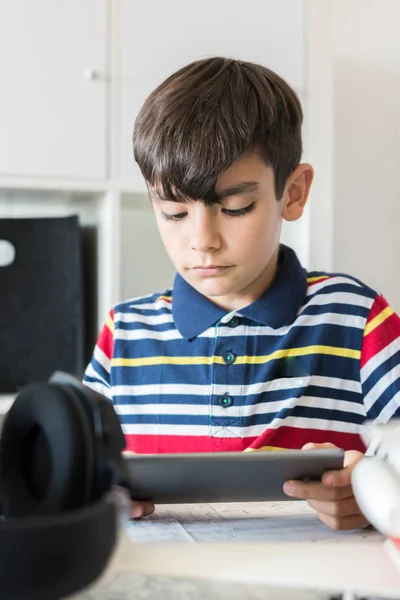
[223,351,236,365]
[227,316,240,328]
[218,394,233,408]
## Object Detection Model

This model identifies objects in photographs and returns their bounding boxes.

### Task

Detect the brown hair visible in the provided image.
[133,57,302,202]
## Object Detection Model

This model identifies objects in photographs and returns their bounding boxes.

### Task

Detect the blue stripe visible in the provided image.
[245,406,365,427]
[362,350,400,399]
[301,303,370,319]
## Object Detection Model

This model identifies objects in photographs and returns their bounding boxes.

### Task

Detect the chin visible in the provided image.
[196,281,239,299]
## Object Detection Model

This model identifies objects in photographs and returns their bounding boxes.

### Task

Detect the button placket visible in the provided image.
[211,319,246,436]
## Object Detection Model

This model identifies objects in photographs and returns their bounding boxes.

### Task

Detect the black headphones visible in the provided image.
[0,371,129,600]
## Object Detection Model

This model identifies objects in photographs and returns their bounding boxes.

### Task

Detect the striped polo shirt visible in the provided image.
[84,245,400,454]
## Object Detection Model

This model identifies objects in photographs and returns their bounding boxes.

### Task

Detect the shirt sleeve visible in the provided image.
[360,294,400,422]
[82,309,115,400]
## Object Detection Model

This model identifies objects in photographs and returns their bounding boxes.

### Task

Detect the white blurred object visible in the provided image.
[352,419,400,556]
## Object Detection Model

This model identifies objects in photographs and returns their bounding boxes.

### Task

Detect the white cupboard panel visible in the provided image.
[0,0,108,179]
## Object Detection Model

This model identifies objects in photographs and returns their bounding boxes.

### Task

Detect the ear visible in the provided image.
[282,164,314,222]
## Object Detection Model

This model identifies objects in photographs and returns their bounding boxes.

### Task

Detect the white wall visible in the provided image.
[308,0,400,310]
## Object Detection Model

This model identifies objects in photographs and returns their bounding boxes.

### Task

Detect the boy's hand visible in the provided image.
[283,442,369,530]
[130,500,155,519]
[122,452,155,519]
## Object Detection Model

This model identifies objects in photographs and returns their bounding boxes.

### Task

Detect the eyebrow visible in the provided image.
[151,181,260,203]
[215,181,260,200]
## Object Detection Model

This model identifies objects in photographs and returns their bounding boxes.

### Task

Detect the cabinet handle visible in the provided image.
[84,69,98,81]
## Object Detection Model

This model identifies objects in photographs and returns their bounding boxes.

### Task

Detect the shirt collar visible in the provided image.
[172,244,307,339]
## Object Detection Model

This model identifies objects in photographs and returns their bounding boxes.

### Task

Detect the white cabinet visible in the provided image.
[0,0,108,180]
[116,0,305,191]
[0,0,309,335]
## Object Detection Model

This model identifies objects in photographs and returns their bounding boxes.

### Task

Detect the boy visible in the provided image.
[84,57,400,530]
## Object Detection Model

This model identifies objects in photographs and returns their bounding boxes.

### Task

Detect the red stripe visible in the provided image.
[248,426,366,452]
[361,297,400,368]
[97,309,114,361]
[369,294,388,319]
[123,426,365,454]
[125,434,255,454]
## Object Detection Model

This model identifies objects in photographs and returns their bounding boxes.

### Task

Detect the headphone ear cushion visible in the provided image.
[0,383,95,518]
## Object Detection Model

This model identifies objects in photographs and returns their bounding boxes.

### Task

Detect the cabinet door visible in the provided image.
[117,0,305,191]
[0,0,107,179]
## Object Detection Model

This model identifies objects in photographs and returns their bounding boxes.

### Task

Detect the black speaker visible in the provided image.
[0,216,85,393]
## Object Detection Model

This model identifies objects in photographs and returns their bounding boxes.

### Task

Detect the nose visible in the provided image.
[190,207,222,253]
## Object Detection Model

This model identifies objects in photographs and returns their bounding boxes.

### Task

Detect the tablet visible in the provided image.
[124,448,345,504]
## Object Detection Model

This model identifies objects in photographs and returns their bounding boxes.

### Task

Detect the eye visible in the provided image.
[160,211,188,221]
[222,201,256,217]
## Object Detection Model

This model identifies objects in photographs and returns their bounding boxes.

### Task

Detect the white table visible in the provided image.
[70,501,400,599]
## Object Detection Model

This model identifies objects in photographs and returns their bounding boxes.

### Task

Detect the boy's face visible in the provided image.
[150,151,313,311]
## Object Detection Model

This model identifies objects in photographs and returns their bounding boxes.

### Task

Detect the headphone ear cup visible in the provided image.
[0,498,118,600]
[0,383,95,518]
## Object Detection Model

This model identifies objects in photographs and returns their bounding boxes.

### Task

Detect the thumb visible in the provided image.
[322,450,364,487]
[302,442,337,450]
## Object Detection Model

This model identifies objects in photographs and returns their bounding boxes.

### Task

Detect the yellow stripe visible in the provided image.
[244,446,288,452]
[111,345,360,368]
[234,345,360,364]
[106,315,115,335]
[307,276,329,283]
[364,306,393,337]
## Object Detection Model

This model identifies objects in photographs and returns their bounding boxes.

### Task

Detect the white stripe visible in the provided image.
[114,328,182,341]
[112,375,360,398]
[363,363,400,412]
[123,423,209,436]
[299,291,373,314]
[360,337,400,382]
[122,415,363,437]
[310,375,361,393]
[128,298,172,311]
[84,362,107,384]
[244,415,363,437]
[115,312,174,325]
[115,395,365,419]
[307,276,362,296]
[113,383,211,396]
[93,346,111,373]
[370,391,400,423]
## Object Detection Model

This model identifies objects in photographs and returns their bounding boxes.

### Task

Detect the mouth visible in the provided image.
[192,265,232,276]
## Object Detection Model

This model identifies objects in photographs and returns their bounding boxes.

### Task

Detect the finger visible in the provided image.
[302,442,337,450]
[317,511,370,531]
[322,450,364,487]
[302,442,349,486]
[283,480,353,501]
[306,495,361,518]
[343,449,364,468]
[130,500,155,519]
